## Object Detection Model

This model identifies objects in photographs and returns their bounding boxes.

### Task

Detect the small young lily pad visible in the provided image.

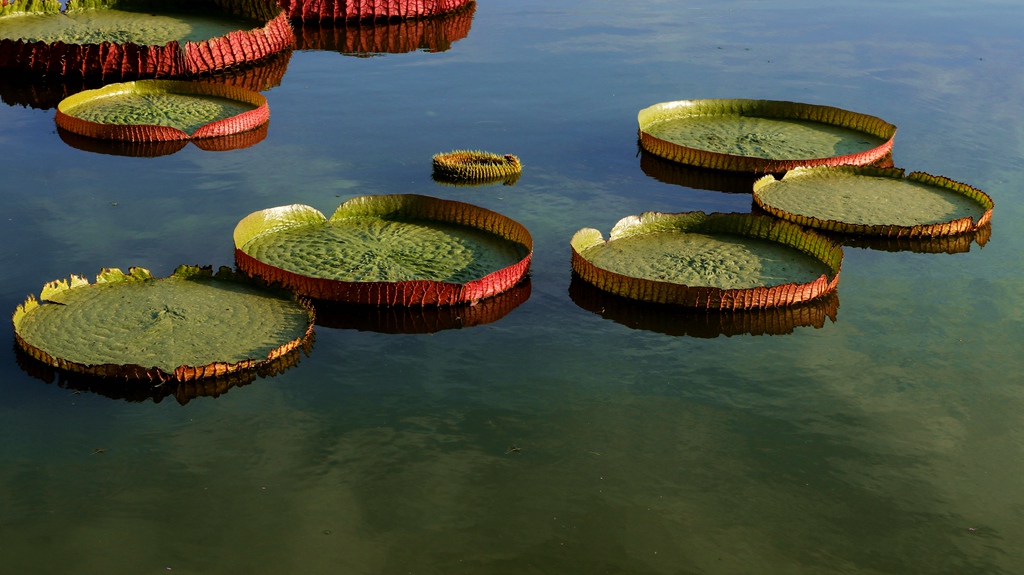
[234,195,533,306]
[55,79,268,141]
[0,0,294,78]
[571,212,842,309]
[432,150,522,184]
[752,166,994,237]
[280,0,474,22]
[638,99,896,173]
[12,265,314,382]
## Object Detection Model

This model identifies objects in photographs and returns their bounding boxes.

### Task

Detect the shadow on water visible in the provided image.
[292,2,475,56]
[568,272,838,337]
[0,49,292,111]
[312,277,531,334]
[12,336,312,405]
[57,121,270,157]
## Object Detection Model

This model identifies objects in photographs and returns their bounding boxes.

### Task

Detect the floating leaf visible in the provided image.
[12,265,314,382]
[638,99,896,173]
[571,212,842,310]
[752,166,994,237]
[235,195,533,306]
[55,79,269,142]
[431,150,522,184]
[0,0,293,78]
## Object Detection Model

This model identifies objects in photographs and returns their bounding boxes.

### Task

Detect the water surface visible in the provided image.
[1,0,1023,573]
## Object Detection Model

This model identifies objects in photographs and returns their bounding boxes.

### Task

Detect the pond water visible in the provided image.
[2,0,1023,573]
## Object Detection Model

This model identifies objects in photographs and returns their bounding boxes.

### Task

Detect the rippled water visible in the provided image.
[2,0,1023,573]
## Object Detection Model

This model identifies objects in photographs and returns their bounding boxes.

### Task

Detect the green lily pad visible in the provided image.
[0,0,294,78]
[0,4,263,46]
[752,166,994,237]
[55,80,268,141]
[638,99,896,172]
[571,212,842,309]
[234,195,533,305]
[12,265,314,382]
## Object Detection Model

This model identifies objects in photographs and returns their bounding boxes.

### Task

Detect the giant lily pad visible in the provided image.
[569,273,839,338]
[281,0,474,22]
[55,79,268,141]
[752,166,994,237]
[571,212,842,309]
[638,99,896,173]
[12,265,314,382]
[234,195,533,305]
[0,0,293,78]
[293,2,473,54]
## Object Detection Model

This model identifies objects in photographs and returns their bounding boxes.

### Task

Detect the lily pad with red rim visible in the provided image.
[571,212,843,310]
[0,0,293,78]
[752,166,994,237]
[55,79,269,142]
[638,99,896,173]
[12,265,315,383]
[234,195,533,306]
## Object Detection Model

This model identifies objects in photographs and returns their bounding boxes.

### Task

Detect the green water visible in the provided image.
[1,0,1023,573]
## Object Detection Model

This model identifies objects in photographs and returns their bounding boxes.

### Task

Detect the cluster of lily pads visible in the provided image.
[570,98,993,320]
[0,0,478,152]
[5,0,995,391]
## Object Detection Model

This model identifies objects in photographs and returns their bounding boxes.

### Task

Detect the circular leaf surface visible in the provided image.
[638,99,896,172]
[0,5,263,45]
[234,196,533,305]
[12,266,313,381]
[0,0,294,77]
[571,212,842,310]
[55,80,268,141]
[752,166,994,237]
